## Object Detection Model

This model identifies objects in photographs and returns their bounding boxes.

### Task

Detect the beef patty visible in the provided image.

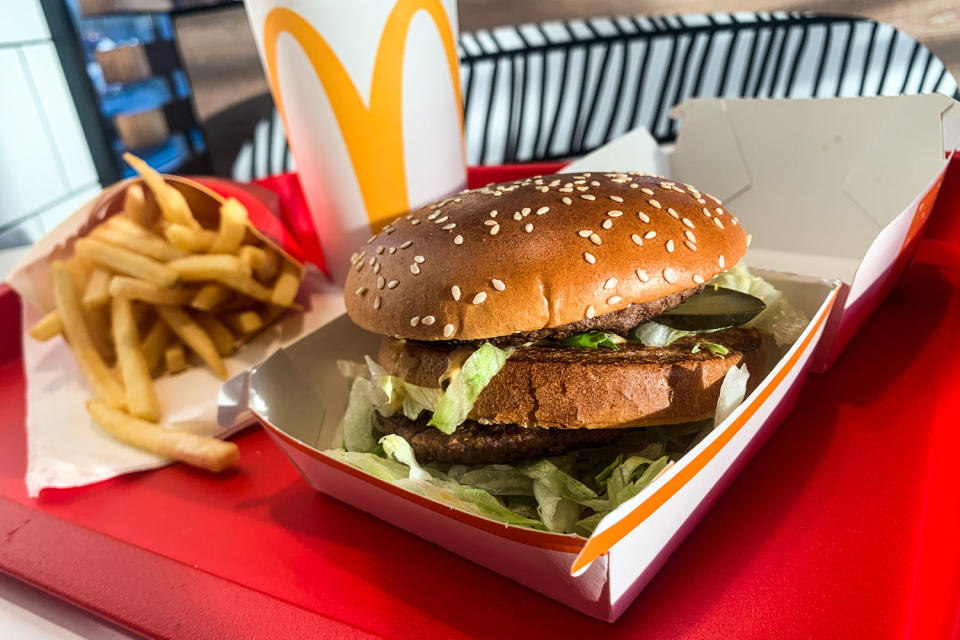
[376,413,643,465]
[433,285,704,348]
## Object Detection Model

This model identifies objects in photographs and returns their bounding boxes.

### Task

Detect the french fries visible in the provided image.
[112,296,161,421]
[28,310,62,341]
[94,216,186,262]
[271,261,300,307]
[76,238,178,287]
[164,341,187,374]
[83,266,112,308]
[51,261,126,408]
[165,224,217,252]
[122,152,200,229]
[87,401,239,472]
[109,276,193,306]
[155,305,228,380]
[209,198,248,254]
[27,154,304,474]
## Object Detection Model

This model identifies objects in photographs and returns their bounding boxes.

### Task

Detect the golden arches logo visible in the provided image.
[262,2,464,232]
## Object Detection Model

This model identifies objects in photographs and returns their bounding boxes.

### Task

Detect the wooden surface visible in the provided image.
[459,0,960,80]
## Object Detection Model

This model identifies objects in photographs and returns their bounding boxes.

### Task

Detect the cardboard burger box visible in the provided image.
[246,95,959,621]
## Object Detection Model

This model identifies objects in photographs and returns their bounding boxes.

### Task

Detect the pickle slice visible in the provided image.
[657,287,766,331]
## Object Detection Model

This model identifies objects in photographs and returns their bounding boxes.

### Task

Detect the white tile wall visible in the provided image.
[22,43,98,191]
[0,0,49,46]
[0,49,70,222]
[0,0,100,248]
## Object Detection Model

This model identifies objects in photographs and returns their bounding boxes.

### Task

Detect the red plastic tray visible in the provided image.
[2,163,960,639]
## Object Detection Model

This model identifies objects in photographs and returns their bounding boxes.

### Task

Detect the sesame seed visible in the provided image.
[718,254,726,269]
[631,233,643,246]
[559,187,573,193]
[538,186,549,192]
[373,296,381,309]
[637,212,651,223]
[637,269,650,282]
[377,276,385,289]
[427,211,440,221]
[388,247,396,254]
[713,217,725,230]
[666,239,675,253]
[709,194,722,205]
[591,181,600,187]
[454,235,464,245]
[663,268,678,283]
[586,305,596,319]
[576,186,589,192]
[451,285,461,301]
[368,256,376,266]
[730,216,739,226]
[574,179,586,184]
[524,223,534,233]
[492,278,506,291]
[422,315,435,326]
[387,280,399,289]
[490,225,500,235]
[610,195,624,203]
[484,219,497,226]
[521,207,531,215]
[607,296,623,305]
[414,255,425,263]
[373,263,381,274]
[411,219,421,225]
[644,230,657,239]
[443,223,456,230]
[684,230,696,243]
[376,246,384,255]
[443,324,455,338]
[355,286,367,295]
[693,274,705,284]
[667,207,679,219]
[435,216,448,224]
[607,210,623,217]
[410,264,421,275]
[536,206,549,215]
[367,235,376,244]
[715,207,723,216]
[513,212,522,221]
[640,188,654,196]
[400,240,413,249]
[580,194,596,200]
[680,217,695,230]
[648,199,661,209]
[562,197,572,205]
[584,252,596,264]
[697,198,706,204]
[410,316,420,327]
[630,183,639,189]
[702,207,711,217]
[684,241,697,252]
[490,210,498,217]
[602,219,613,230]
[604,277,617,290]
[472,292,487,304]
[589,233,602,246]
[355,262,363,272]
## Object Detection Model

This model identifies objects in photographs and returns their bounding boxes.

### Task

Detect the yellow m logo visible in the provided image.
[262,2,464,232]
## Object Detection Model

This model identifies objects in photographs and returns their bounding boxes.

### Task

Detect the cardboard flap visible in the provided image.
[670,95,959,266]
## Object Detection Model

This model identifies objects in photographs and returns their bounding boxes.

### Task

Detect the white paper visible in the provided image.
[22,270,343,496]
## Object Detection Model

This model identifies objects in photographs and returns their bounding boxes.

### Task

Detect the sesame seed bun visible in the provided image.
[344,172,747,341]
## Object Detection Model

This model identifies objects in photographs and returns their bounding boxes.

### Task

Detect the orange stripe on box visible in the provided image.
[258,420,587,554]
[570,288,840,574]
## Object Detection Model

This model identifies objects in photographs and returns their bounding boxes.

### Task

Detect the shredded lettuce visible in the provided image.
[629,322,692,347]
[692,341,729,356]
[710,263,808,346]
[560,331,622,350]
[428,343,513,434]
[341,376,388,453]
[715,363,750,426]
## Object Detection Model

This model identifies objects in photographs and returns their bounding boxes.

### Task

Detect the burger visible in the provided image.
[332,171,797,533]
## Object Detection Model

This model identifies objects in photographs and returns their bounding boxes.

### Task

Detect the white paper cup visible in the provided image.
[243,0,467,285]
